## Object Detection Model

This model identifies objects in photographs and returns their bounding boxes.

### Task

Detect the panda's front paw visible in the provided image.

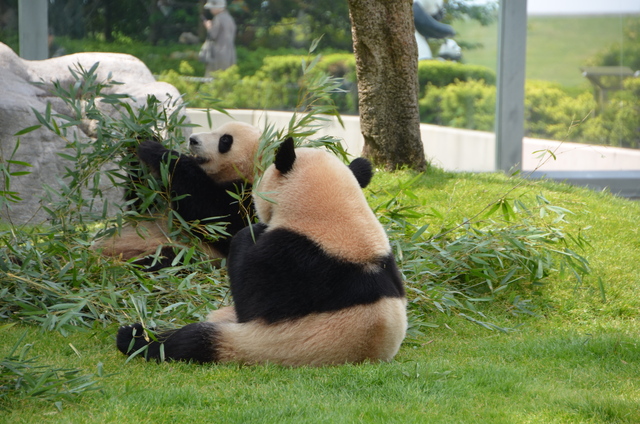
[137,140,167,165]
[138,140,163,150]
[116,323,149,355]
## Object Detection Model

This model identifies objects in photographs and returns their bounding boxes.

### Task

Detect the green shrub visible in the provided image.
[55,36,206,76]
[187,54,358,113]
[525,80,597,141]
[159,66,201,101]
[316,54,358,114]
[418,79,613,143]
[581,77,640,148]
[162,54,496,116]
[196,60,299,110]
[236,46,308,77]
[417,61,496,96]
[588,19,640,73]
[419,80,496,131]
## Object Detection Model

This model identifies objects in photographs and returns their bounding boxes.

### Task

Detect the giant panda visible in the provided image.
[116,137,407,366]
[95,121,261,270]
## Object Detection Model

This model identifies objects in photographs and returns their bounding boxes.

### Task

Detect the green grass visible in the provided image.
[2,317,638,423]
[455,14,639,87]
[1,168,639,423]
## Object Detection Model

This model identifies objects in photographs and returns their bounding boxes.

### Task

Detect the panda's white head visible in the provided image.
[254,138,390,263]
[189,122,261,183]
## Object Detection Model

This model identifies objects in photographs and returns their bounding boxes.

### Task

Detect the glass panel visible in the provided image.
[418,1,499,133]
[523,1,640,176]
[526,3,639,148]
[2,2,636,157]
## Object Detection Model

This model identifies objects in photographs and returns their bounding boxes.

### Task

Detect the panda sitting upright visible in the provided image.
[95,121,261,270]
[117,138,407,366]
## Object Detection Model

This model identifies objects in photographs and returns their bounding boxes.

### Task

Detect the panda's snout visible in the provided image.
[189,136,200,146]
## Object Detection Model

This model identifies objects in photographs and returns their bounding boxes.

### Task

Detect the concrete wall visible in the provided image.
[522,138,640,171]
[186,108,640,173]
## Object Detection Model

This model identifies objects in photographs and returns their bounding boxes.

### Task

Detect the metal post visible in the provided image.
[19,0,48,60]
[495,0,527,172]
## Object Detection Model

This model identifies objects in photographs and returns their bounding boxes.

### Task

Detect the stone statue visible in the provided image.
[200,0,237,76]
[0,43,184,224]
[413,0,460,61]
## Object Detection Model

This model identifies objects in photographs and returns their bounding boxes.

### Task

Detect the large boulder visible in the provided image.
[0,43,186,225]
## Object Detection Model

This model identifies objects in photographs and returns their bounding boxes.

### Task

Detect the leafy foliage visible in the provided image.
[417,60,496,96]
[371,174,591,333]
[419,78,638,148]
[420,79,496,131]
[524,81,597,141]
[588,19,640,73]
[165,53,357,113]
[0,326,101,408]
[234,0,353,51]
[444,0,498,27]
[0,139,31,207]
[160,53,494,117]
[24,62,194,234]
[580,77,640,149]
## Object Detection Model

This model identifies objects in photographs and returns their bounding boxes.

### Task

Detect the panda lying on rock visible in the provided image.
[94,122,261,270]
[117,138,407,366]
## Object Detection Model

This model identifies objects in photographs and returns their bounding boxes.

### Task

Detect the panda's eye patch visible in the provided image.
[218,134,234,154]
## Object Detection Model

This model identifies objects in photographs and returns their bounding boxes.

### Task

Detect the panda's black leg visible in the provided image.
[116,322,219,363]
[116,323,165,360]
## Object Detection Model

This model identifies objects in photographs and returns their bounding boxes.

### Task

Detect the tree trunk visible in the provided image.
[148,0,161,46]
[347,0,426,170]
[104,0,113,42]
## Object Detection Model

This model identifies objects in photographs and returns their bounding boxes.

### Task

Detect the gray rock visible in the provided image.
[0,42,186,225]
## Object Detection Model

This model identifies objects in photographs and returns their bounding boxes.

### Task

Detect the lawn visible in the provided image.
[454,14,639,87]
[2,168,639,423]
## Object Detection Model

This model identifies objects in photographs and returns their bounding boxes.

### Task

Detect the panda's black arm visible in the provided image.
[136,140,249,246]
[137,141,225,194]
[228,224,267,257]
[137,140,225,215]
[137,140,182,175]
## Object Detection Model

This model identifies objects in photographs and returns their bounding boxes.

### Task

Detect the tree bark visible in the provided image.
[347,0,426,170]
[104,0,114,42]
[148,0,162,46]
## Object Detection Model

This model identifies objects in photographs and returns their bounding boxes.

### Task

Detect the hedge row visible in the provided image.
[420,78,639,148]
[160,54,638,148]
[160,54,356,112]
[160,54,496,115]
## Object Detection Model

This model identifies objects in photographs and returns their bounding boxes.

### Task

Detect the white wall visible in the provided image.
[522,138,640,171]
[187,108,640,172]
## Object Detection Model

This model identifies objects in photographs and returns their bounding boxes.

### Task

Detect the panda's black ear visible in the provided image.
[348,157,374,188]
[274,137,296,175]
